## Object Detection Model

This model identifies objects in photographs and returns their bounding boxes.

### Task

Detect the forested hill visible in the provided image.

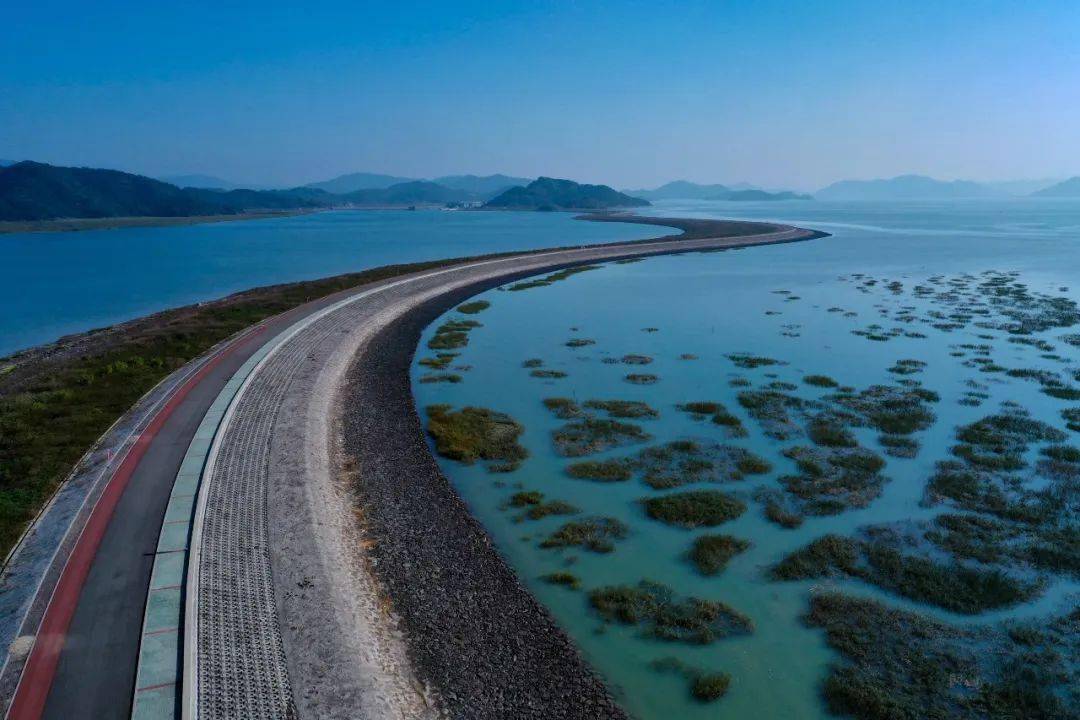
[0,162,332,221]
[485,177,649,210]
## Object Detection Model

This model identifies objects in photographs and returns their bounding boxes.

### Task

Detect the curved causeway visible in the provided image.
[2,216,824,720]
[186,218,822,720]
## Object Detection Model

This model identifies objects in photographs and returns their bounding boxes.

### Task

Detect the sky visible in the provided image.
[2,1,1078,191]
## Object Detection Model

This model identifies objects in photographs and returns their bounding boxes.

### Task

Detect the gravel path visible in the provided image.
[191,220,823,719]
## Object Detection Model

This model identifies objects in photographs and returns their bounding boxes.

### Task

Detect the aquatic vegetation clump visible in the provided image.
[505,489,579,520]
[552,417,651,456]
[807,416,858,448]
[805,592,1077,720]
[755,488,804,529]
[878,433,919,458]
[418,352,458,370]
[630,441,769,489]
[778,445,888,516]
[1063,408,1080,432]
[887,358,927,376]
[737,390,814,440]
[620,354,653,365]
[625,373,659,385]
[691,673,732,702]
[583,399,659,419]
[689,534,750,575]
[456,300,491,314]
[565,338,596,348]
[829,384,937,436]
[530,369,568,379]
[427,318,482,350]
[507,264,601,291]
[772,534,1042,614]
[649,658,731,703]
[521,358,544,368]
[726,352,785,369]
[425,404,528,472]
[803,374,839,388]
[676,401,747,437]
[542,397,582,419]
[643,490,746,528]
[540,571,581,589]
[589,580,753,644]
[418,373,463,384]
[565,459,633,482]
[540,516,629,553]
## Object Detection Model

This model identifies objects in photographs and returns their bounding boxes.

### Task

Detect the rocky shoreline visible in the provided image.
[336,219,826,718]
[340,270,630,719]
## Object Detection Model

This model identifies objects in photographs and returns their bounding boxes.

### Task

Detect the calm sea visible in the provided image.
[413,197,1080,719]
[0,209,660,356]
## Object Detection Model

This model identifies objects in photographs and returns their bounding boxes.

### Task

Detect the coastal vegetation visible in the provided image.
[643,490,746,528]
[425,404,528,472]
[540,516,629,553]
[689,534,750,575]
[805,592,1076,720]
[552,418,651,456]
[565,459,633,482]
[456,300,491,314]
[506,265,600,292]
[589,580,753,643]
[1,255,507,556]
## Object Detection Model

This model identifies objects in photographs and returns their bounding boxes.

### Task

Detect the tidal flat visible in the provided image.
[413,204,1080,720]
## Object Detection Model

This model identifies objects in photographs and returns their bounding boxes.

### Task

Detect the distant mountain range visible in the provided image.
[158,174,252,191]
[0,163,632,222]
[625,180,810,202]
[305,172,416,194]
[305,171,530,199]
[813,174,1077,200]
[815,175,1003,201]
[485,177,648,210]
[1031,177,1080,198]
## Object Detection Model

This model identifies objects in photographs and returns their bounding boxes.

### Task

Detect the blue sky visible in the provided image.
[2,1,1077,189]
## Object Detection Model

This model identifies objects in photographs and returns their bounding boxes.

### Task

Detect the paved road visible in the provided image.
[2,218,821,719]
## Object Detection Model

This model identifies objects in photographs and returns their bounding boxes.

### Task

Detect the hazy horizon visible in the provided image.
[4,1,1078,190]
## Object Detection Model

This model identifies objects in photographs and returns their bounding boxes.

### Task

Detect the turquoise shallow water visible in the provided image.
[413,199,1080,719]
[0,209,660,355]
